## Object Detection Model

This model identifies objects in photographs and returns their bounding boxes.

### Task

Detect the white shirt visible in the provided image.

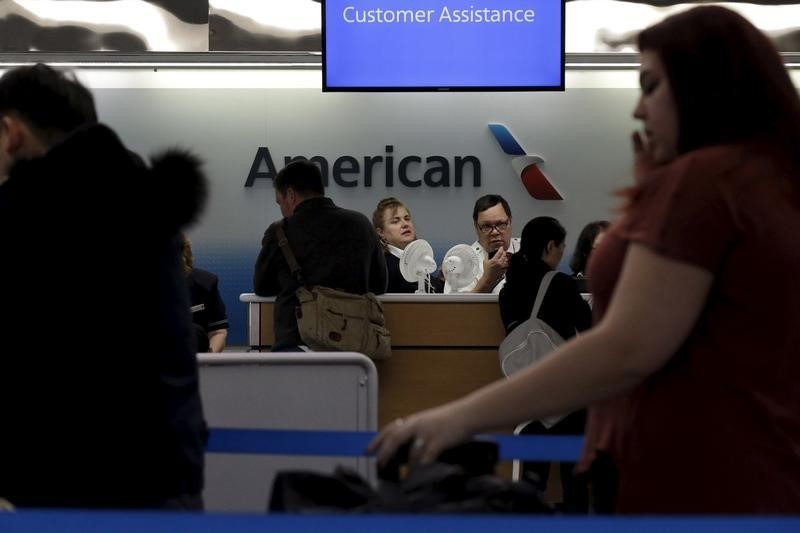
[444,237,521,293]
[386,243,403,259]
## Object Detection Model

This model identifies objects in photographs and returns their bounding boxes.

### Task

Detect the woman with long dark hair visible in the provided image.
[500,216,591,512]
[371,6,800,513]
[569,220,609,277]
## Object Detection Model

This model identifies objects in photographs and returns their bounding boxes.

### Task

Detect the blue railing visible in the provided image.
[207,428,583,462]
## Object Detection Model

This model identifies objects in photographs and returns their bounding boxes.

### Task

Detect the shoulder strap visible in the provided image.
[275,220,305,285]
[531,270,557,319]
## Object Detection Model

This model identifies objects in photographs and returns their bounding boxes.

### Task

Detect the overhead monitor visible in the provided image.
[322,0,565,92]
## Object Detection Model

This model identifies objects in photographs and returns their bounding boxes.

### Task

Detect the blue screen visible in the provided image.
[323,0,564,91]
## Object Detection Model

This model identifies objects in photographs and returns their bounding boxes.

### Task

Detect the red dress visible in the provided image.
[582,143,800,513]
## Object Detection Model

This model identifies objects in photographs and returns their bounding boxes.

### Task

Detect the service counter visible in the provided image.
[240,293,506,428]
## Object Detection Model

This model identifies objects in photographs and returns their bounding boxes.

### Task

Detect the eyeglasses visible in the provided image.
[477,220,510,234]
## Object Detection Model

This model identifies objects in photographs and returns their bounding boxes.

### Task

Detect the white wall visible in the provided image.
[13,65,800,342]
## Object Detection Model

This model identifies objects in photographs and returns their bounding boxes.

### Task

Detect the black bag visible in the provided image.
[269,440,553,514]
[269,468,375,513]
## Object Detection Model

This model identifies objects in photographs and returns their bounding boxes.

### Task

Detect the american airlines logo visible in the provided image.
[244,145,481,188]
[244,126,561,198]
[488,124,563,200]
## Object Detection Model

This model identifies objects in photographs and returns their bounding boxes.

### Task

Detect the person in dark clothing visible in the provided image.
[570,220,610,294]
[499,216,592,513]
[181,233,228,352]
[500,217,592,338]
[569,220,610,278]
[253,160,387,351]
[372,197,443,293]
[0,64,207,509]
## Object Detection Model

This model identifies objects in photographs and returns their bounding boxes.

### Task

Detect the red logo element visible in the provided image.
[521,164,563,200]
[510,154,563,200]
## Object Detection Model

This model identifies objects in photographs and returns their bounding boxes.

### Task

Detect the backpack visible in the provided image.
[498,270,567,428]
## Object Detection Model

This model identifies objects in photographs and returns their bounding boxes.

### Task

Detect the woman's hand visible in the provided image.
[368,402,473,467]
[632,130,657,181]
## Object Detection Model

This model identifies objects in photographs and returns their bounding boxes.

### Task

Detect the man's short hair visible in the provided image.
[0,63,97,146]
[472,194,511,222]
[274,160,325,197]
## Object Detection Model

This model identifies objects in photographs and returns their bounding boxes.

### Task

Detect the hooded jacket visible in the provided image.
[0,123,207,508]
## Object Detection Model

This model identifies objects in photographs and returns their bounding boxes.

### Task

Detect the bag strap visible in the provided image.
[531,270,557,319]
[275,220,305,285]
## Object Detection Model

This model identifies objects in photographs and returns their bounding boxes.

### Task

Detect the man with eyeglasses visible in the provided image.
[445,194,520,293]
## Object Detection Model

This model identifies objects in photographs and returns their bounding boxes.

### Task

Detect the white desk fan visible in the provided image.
[442,244,480,292]
[399,239,437,294]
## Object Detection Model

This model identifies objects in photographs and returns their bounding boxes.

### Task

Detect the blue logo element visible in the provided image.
[488,124,526,156]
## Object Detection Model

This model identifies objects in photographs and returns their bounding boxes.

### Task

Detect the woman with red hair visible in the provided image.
[371,6,800,514]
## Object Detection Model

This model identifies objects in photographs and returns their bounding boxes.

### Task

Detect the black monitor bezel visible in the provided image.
[321,0,566,92]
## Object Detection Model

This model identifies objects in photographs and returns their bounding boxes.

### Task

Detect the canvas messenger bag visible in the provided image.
[275,221,391,360]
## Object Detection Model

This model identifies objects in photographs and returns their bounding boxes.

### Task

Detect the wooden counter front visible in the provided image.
[373,348,503,426]
[240,294,506,428]
[382,301,505,348]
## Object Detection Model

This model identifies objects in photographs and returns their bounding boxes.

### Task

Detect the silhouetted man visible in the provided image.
[0,63,207,509]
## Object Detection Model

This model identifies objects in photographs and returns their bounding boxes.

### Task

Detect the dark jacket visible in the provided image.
[499,257,592,340]
[188,268,228,332]
[0,123,207,508]
[253,197,387,350]
[187,267,228,352]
